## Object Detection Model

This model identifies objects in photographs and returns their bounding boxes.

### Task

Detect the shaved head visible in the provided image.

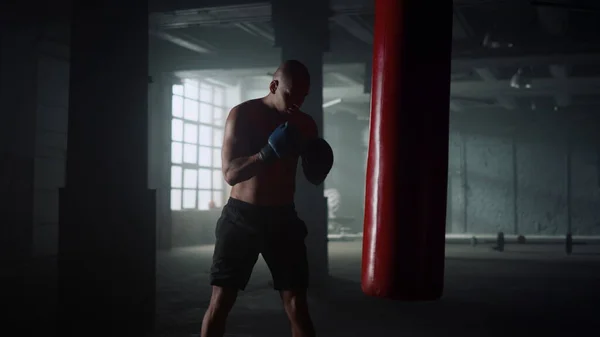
[268,60,311,113]
[273,60,311,86]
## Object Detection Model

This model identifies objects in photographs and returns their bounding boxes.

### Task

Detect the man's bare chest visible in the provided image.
[248,114,305,152]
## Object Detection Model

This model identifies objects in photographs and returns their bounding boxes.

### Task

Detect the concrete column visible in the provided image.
[272,0,331,285]
[566,131,572,235]
[149,71,174,250]
[446,174,452,233]
[512,136,519,235]
[57,2,156,336]
[0,8,38,330]
[461,133,469,233]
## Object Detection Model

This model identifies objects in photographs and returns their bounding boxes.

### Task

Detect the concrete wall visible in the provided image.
[33,24,71,257]
[0,11,71,259]
[449,109,600,235]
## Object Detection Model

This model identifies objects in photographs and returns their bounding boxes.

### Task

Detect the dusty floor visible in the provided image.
[24,241,600,336]
[152,241,600,337]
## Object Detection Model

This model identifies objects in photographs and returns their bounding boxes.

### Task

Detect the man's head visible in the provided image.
[268,60,310,113]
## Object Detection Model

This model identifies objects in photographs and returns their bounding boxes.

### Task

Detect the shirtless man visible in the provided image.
[200,60,334,337]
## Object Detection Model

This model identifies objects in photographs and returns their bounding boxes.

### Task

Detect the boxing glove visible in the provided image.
[301,138,334,185]
[259,122,299,162]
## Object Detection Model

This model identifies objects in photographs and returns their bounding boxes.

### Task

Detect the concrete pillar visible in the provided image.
[57,1,156,336]
[0,7,38,330]
[272,0,331,285]
[461,133,469,233]
[149,71,175,250]
[446,174,452,233]
[512,136,519,235]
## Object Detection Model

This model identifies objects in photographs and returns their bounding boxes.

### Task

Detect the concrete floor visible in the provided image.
[153,241,600,337]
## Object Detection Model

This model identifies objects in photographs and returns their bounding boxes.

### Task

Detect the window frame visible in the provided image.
[169,78,228,211]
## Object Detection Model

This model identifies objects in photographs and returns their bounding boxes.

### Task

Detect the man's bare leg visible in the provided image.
[280,289,316,337]
[201,286,238,337]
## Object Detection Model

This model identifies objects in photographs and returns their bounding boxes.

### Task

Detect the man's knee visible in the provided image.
[207,286,238,318]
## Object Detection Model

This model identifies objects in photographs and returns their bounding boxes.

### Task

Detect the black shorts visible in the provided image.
[210,198,309,291]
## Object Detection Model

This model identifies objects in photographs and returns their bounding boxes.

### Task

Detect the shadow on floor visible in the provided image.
[23,242,600,337]
[152,242,600,337]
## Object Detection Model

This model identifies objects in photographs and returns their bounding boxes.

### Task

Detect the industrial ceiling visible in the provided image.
[149,0,600,118]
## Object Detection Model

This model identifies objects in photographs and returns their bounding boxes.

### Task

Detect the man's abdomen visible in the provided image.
[230,176,296,206]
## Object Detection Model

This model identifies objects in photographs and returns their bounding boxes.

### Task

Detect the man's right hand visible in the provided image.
[258,122,298,162]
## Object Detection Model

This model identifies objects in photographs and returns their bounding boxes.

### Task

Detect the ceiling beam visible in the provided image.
[235,22,274,42]
[496,96,517,110]
[452,77,600,97]
[149,29,213,53]
[452,51,600,72]
[158,47,600,73]
[449,100,463,112]
[243,76,600,104]
[452,7,474,40]
[473,67,516,110]
[150,0,374,13]
[332,15,373,45]
[150,2,373,29]
[329,72,362,86]
[156,47,370,72]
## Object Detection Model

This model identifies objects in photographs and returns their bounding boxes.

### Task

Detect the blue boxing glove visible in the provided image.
[258,122,299,162]
[301,138,334,185]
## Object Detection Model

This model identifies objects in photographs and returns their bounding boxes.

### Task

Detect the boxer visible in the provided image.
[200,60,334,337]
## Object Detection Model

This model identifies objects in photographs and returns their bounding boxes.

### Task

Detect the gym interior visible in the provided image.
[2,0,600,336]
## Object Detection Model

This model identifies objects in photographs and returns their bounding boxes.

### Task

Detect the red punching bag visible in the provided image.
[361,0,453,301]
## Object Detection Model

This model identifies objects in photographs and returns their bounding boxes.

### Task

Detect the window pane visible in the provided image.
[213,190,223,208]
[199,146,212,167]
[212,170,223,190]
[171,165,182,188]
[172,84,184,96]
[200,84,212,103]
[170,189,182,210]
[184,123,198,144]
[214,87,224,106]
[212,148,222,168]
[198,190,211,210]
[184,99,199,121]
[171,118,183,141]
[183,144,197,164]
[184,80,198,99]
[199,125,213,146]
[183,189,196,209]
[183,169,198,188]
[213,107,225,126]
[199,103,212,124]
[213,128,224,147]
[171,142,183,164]
[198,168,211,189]
[172,95,183,118]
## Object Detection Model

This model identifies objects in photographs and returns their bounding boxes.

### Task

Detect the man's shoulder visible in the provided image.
[296,110,317,127]
[294,111,318,137]
[230,99,265,120]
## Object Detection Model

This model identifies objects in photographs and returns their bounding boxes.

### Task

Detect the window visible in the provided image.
[170,79,227,211]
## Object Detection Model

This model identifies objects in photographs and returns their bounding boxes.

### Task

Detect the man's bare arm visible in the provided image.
[221,107,264,186]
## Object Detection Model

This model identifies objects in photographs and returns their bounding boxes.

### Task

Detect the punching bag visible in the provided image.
[361,0,453,301]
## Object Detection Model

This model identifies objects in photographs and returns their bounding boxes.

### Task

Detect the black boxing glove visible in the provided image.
[301,138,334,185]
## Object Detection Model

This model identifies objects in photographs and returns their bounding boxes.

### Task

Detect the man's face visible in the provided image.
[272,78,309,113]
